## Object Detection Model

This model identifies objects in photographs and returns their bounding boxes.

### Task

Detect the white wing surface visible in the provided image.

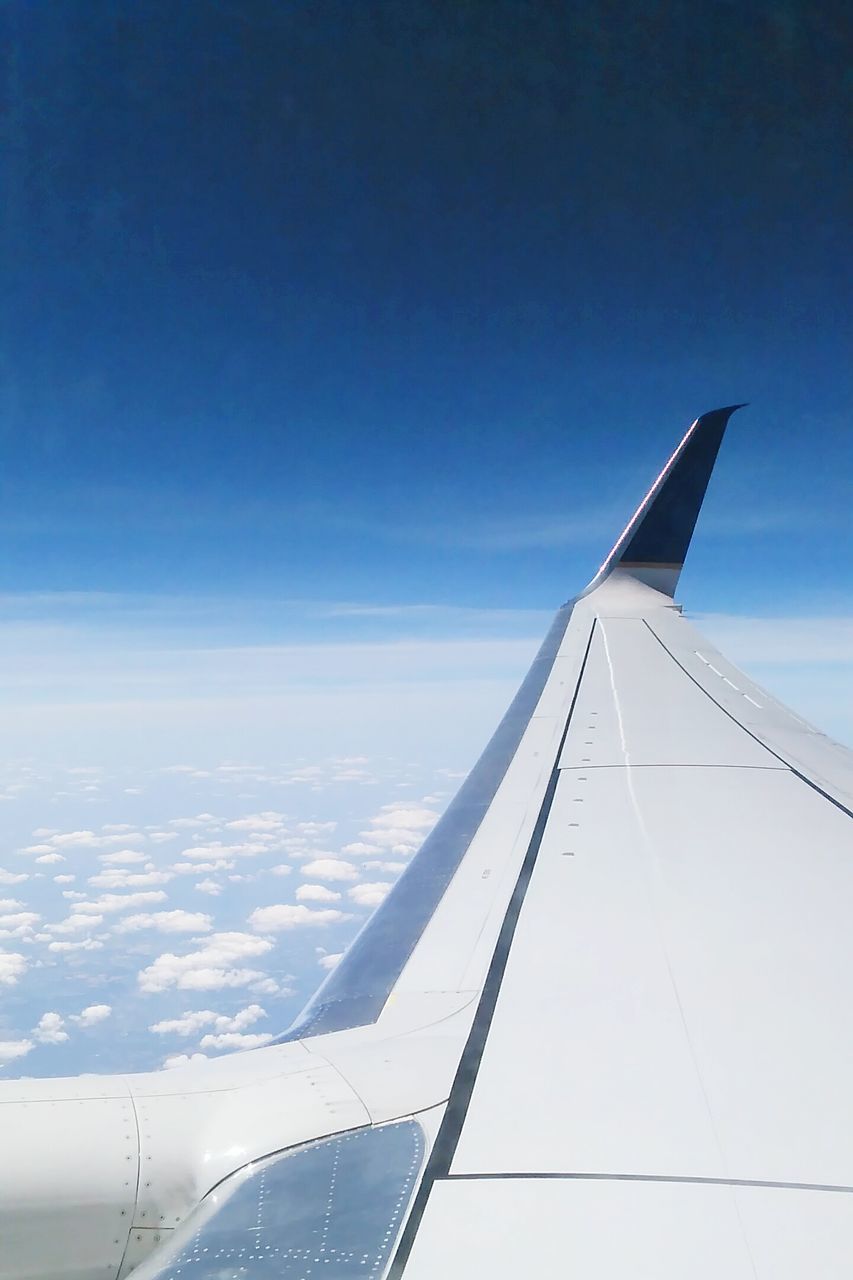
[2,406,852,1280]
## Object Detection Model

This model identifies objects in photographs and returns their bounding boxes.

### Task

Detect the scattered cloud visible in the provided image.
[300,858,358,882]
[33,1012,68,1045]
[0,868,29,885]
[48,912,104,934]
[318,952,344,971]
[347,882,393,908]
[0,911,41,938]
[71,1004,112,1026]
[364,859,407,873]
[225,812,286,832]
[0,1039,33,1065]
[199,1031,273,1051]
[48,938,104,953]
[114,910,213,934]
[295,884,342,903]
[350,803,439,857]
[47,830,144,849]
[138,932,273,993]
[0,953,28,985]
[150,1004,267,1037]
[162,1052,208,1070]
[87,869,174,889]
[194,878,223,895]
[77,891,168,914]
[248,904,351,931]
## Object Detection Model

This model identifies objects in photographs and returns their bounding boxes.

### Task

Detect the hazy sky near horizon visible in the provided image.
[0,1,850,1075]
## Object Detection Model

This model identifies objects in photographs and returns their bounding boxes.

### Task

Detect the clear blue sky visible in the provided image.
[0,2,850,1076]
[2,0,850,613]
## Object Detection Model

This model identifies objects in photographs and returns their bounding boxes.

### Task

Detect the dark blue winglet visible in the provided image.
[588,404,745,594]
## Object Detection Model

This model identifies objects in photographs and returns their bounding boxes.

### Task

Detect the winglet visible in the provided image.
[585,404,745,597]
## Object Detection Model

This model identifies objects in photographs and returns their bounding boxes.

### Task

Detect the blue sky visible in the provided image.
[0,2,850,1075]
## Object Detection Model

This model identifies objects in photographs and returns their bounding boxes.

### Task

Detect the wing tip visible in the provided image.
[587,402,746,597]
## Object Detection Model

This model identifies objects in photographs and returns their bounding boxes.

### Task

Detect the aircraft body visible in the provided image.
[2,406,852,1278]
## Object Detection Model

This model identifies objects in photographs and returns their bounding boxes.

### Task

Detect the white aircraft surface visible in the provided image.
[2,405,852,1279]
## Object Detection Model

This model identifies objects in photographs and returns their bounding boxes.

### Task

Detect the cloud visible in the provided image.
[53,874,76,883]
[48,830,144,849]
[225,812,286,832]
[168,813,219,827]
[76,891,168,914]
[199,1031,273,1051]
[35,853,65,865]
[176,841,269,862]
[295,884,342,903]
[0,1039,33,1065]
[114,910,213,934]
[0,898,23,912]
[364,859,407,873]
[248,904,351,931]
[346,803,440,857]
[170,859,234,874]
[0,911,41,938]
[97,850,148,866]
[87,869,173,889]
[71,1004,112,1026]
[347,882,393,908]
[33,1012,68,1045]
[269,864,293,876]
[150,1004,267,1037]
[162,1052,208,1069]
[252,976,287,996]
[48,938,104,953]
[138,932,273,993]
[300,858,358,882]
[48,913,104,934]
[318,952,344,971]
[0,953,27,985]
[194,878,223,895]
[0,869,29,885]
[297,821,337,836]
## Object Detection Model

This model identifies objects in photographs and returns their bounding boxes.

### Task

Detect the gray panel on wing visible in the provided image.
[559,618,780,769]
[451,765,853,1186]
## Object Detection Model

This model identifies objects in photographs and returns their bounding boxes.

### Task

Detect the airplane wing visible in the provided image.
[3,406,852,1280]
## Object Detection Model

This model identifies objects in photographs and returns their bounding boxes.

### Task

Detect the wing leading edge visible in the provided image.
[279,404,747,1042]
